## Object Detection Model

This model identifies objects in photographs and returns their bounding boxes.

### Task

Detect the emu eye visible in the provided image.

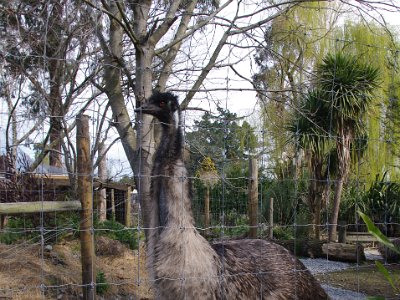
[159,101,165,107]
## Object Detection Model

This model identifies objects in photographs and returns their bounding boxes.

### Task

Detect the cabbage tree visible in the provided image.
[318,53,380,241]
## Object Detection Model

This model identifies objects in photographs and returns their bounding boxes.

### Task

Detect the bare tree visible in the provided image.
[82,0,400,263]
[88,0,297,245]
[0,0,100,175]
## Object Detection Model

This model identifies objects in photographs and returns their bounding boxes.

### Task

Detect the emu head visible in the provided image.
[136,92,180,127]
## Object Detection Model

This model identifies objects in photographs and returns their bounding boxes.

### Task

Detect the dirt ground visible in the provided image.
[0,237,153,299]
[316,263,400,299]
[1,236,398,299]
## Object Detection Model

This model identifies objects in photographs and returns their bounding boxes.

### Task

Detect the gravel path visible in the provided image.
[300,258,367,300]
[300,258,351,275]
[322,284,366,300]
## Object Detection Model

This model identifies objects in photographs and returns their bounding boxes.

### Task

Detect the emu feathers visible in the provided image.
[137,92,330,300]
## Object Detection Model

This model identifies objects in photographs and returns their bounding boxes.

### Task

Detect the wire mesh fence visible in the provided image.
[0,0,400,299]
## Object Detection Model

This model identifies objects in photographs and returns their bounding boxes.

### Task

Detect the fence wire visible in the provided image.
[0,2,400,299]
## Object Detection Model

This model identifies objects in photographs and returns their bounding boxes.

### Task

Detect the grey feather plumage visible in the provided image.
[137,92,330,300]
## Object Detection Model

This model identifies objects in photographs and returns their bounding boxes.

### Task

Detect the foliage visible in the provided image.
[0,214,139,251]
[118,175,135,186]
[287,88,335,238]
[262,178,308,227]
[253,2,339,179]
[378,238,400,263]
[96,271,109,295]
[186,107,258,173]
[196,156,219,188]
[0,212,81,245]
[339,183,363,225]
[271,210,312,241]
[330,21,400,185]
[312,52,380,240]
[0,217,36,244]
[210,210,249,238]
[197,156,218,173]
[288,89,332,156]
[341,174,400,236]
[188,107,259,228]
[317,53,380,128]
[198,165,248,220]
[361,172,400,225]
[359,211,400,296]
[273,226,294,240]
[94,219,138,250]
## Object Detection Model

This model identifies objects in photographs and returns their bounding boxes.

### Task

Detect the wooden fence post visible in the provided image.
[1,215,7,229]
[77,114,95,300]
[110,189,115,221]
[125,186,132,227]
[269,197,274,239]
[204,187,210,233]
[248,158,258,238]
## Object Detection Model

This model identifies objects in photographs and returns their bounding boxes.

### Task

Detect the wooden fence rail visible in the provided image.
[0,201,81,214]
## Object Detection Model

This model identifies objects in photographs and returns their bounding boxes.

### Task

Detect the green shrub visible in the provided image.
[359,211,400,296]
[0,212,81,245]
[96,271,109,295]
[0,217,37,244]
[273,226,294,240]
[294,208,312,239]
[0,214,139,250]
[94,219,138,250]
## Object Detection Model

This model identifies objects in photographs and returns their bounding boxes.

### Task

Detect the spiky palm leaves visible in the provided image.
[289,52,380,240]
[290,89,331,157]
[318,52,380,133]
[319,53,380,241]
[289,89,333,239]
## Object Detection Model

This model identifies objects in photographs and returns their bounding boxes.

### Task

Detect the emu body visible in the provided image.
[137,92,329,300]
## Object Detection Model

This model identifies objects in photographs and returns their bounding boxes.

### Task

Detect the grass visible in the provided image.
[0,239,153,299]
[316,263,400,299]
[94,219,139,250]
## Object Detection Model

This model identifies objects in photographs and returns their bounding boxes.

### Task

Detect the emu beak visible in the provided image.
[135,103,161,116]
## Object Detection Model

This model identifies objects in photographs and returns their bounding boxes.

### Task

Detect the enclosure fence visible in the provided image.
[0,3,400,299]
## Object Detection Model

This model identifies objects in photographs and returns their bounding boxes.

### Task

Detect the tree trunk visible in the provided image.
[101,0,138,198]
[329,178,344,241]
[329,127,352,241]
[276,239,326,258]
[314,195,322,240]
[47,2,64,168]
[308,156,325,240]
[268,197,274,239]
[49,106,63,168]
[98,143,107,222]
[5,92,17,168]
[322,243,366,262]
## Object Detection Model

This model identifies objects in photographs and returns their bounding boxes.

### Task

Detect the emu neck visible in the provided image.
[156,120,183,164]
[153,113,193,229]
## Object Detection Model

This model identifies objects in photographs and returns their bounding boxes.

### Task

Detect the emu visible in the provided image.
[137,92,330,300]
